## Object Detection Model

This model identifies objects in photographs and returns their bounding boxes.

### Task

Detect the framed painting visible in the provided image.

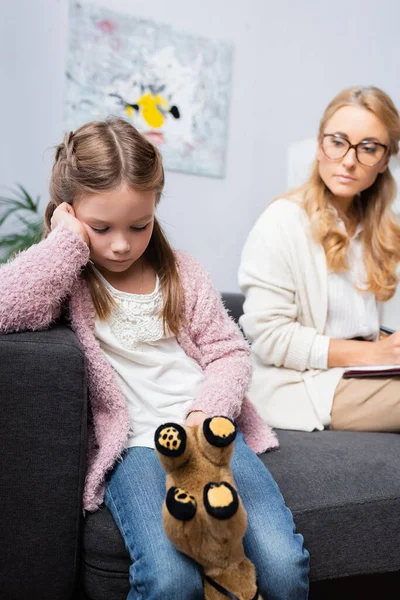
[64,1,233,177]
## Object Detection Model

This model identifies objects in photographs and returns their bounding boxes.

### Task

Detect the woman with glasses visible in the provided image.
[238,86,400,433]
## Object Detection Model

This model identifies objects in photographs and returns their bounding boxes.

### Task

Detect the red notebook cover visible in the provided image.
[343,366,400,378]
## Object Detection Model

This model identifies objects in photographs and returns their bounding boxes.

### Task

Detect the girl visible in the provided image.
[239,86,400,433]
[0,118,309,599]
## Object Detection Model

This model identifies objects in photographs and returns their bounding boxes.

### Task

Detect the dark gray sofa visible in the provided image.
[1,293,400,600]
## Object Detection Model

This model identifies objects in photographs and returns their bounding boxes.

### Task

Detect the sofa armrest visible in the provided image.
[0,324,87,600]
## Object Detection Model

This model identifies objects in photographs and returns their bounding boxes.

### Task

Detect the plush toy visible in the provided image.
[154,416,262,600]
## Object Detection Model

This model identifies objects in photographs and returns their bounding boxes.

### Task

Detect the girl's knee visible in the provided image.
[141,560,203,600]
[255,537,310,599]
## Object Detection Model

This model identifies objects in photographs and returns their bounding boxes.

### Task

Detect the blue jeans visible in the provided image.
[105,432,310,599]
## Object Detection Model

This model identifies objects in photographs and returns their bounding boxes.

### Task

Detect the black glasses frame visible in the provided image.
[321,134,389,167]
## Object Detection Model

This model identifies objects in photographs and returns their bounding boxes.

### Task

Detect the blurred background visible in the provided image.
[1,0,400,323]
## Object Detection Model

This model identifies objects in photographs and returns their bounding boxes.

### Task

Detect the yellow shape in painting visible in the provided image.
[137,92,170,128]
[125,105,134,117]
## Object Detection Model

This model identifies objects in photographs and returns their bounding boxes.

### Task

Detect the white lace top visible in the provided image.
[93,268,205,448]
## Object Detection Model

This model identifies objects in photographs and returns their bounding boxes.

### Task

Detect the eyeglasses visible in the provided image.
[321,134,389,167]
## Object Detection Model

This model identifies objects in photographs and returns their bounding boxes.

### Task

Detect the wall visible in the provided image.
[1,0,400,304]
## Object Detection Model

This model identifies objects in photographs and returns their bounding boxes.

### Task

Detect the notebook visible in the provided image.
[343,365,400,378]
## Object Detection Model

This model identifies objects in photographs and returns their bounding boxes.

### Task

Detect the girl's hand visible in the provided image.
[185,411,207,428]
[51,202,89,246]
[370,330,400,365]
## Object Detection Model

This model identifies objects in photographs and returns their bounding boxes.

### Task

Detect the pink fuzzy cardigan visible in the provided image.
[0,224,278,511]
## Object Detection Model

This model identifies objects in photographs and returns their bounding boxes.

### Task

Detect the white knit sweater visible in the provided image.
[238,198,380,431]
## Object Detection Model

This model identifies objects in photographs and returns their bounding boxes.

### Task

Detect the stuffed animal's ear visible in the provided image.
[203,417,237,448]
[166,486,197,521]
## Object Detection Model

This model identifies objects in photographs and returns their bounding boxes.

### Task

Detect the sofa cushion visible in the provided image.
[82,428,400,598]
[262,430,400,581]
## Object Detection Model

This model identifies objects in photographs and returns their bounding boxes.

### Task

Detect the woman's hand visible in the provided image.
[51,202,89,246]
[329,331,400,367]
[370,330,400,365]
[185,410,207,428]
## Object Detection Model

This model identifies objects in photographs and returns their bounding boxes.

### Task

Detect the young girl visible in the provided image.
[239,86,400,433]
[0,118,309,599]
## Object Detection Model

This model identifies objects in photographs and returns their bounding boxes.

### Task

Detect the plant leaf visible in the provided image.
[16,184,36,211]
[17,183,36,212]
[0,185,42,229]
[0,185,43,261]
[0,196,28,210]
[0,205,24,227]
[0,222,43,262]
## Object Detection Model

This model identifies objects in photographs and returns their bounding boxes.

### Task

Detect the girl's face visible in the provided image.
[317,105,390,202]
[74,183,156,276]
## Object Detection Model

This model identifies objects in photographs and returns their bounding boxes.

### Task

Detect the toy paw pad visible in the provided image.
[203,481,239,520]
[155,423,186,457]
[203,416,237,448]
[166,486,197,521]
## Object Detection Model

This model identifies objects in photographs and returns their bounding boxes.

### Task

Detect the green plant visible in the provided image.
[0,185,44,263]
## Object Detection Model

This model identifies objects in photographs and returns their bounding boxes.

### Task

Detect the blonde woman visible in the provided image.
[239,86,400,433]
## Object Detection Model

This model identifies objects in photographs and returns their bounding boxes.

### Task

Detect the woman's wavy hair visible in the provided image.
[44,117,183,334]
[290,86,400,301]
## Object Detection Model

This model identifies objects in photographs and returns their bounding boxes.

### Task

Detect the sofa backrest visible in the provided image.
[221,292,245,325]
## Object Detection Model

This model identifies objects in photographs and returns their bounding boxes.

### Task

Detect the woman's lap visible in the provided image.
[332,376,400,431]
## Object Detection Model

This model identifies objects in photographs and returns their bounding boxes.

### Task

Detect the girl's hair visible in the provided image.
[289,86,400,301]
[44,117,183,334]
